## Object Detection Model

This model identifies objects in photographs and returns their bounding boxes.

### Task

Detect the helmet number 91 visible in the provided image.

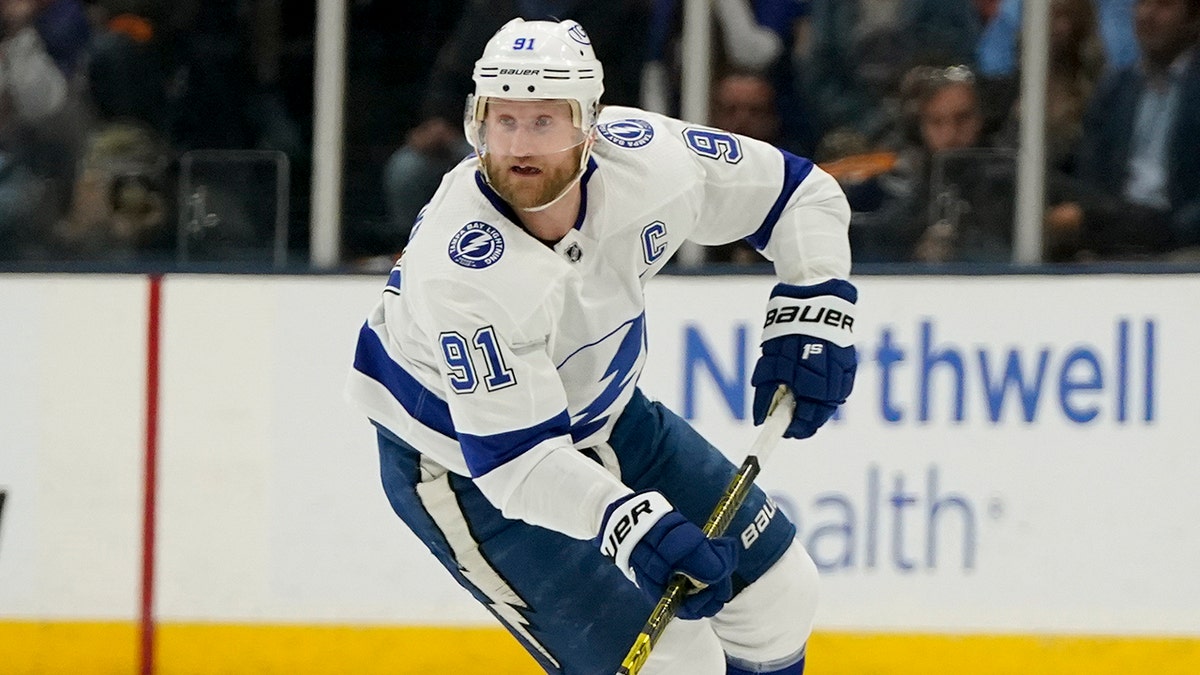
[513,37,536,50]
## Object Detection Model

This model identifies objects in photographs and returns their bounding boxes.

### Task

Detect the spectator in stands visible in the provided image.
[804,0,1008,154]
[803,0,911,147]
[58,123,172,261]
[0,0,82,259]
[1046,0,1200,260]
[992,0,1106,174]
[379,1,649,260]
[340,0,466,263]
[732,0,817,154]
[704,70,793,264]
[81,0,304,262]
[712,70,795,151]
[715,0,816,153]
[1096,0,1143,69]
[86,3,177,134]
[87,0,301,156]
[902,0,1003,67]
[33,0,88,74]
[977,0,1139,78]
[850,64,1011,263]
[642,0,809,119]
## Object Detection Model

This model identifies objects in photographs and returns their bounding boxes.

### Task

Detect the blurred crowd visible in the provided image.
[0,0,1197,267]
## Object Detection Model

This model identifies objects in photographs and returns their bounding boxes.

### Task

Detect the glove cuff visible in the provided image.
[597,490,673,583]
[770,278,858,303]
[762,291,857,347]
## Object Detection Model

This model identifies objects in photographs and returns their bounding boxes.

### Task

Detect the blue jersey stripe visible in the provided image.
[353,322,457,439]
[356,321,575,476]
[745,150,814,251]
[459,410,572,477]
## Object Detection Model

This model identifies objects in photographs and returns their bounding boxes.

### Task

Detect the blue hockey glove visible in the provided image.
[752,279,858,439]
[595,490,738,620]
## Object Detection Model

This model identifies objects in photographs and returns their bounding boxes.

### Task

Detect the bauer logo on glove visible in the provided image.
[752,279,858,439]
[595,490,738,620]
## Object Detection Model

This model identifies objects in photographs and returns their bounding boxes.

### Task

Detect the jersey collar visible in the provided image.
[474,156,599,236]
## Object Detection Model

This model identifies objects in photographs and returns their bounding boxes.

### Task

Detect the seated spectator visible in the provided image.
[711,70,796,151]
[703,70,795,264]
[89,0,301,155]
[0,0,66,129]
[1096,0,1142,70]
[803,0,1006,153]
[0,0,81,259]
[57,122,172,261]
[86,5,173,134]
[1045,0,1200,261]
[803,0,912,147]
[992,0,1106,174]
[33,0,89,78]
[715,0,816,153]
[849,64,1013,263]
[85,0,305,264]
[977,0,1139,78]
[642,0,806,116]
[641,1,818,266]
[380,116,472,258]
[902,0,1003,67]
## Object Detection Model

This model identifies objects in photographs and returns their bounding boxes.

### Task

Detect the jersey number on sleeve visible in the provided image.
[683,128,743,164]
[439,326,517,394]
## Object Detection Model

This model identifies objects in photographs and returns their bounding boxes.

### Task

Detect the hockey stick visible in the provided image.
[617,385,796,675]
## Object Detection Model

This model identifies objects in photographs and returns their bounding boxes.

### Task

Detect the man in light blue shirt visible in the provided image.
[1046,0,1200,258]
[977,0,1140,77]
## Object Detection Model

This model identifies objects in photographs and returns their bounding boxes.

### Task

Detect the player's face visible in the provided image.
[480,99,587,210]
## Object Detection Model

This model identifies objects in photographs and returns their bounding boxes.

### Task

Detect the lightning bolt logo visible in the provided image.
[487,597,560,668]
[570,313,647,442]
[449,221,506,269]
[417,474,560,669]
[459,233,490,255]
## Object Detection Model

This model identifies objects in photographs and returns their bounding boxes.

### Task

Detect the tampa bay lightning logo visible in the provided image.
[448,221,505,269]
[598,119,655,148]
[567,23,590,45]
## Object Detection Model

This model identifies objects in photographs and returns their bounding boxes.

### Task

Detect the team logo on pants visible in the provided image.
[449,221,505,269]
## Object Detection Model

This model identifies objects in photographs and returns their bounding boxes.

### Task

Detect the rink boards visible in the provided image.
[1,272,1198,674]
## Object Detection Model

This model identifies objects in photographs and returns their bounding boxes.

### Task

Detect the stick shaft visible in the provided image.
[617,387,794,675]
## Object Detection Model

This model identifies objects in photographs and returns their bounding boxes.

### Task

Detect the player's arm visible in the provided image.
[735,153,858,440]
[426,277,736,617]
[662,116,850,282]
[418,276,616,532]
[665,117,858,438]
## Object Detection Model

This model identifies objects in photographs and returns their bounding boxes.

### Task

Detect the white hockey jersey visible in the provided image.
[346,106,850,539]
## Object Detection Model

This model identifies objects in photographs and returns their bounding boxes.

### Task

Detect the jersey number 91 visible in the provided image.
[439,326,517,394]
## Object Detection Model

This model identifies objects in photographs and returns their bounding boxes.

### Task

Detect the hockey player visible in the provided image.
[346,18,856,675]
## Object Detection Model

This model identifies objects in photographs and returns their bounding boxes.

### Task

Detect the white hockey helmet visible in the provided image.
[464,18,605,156]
